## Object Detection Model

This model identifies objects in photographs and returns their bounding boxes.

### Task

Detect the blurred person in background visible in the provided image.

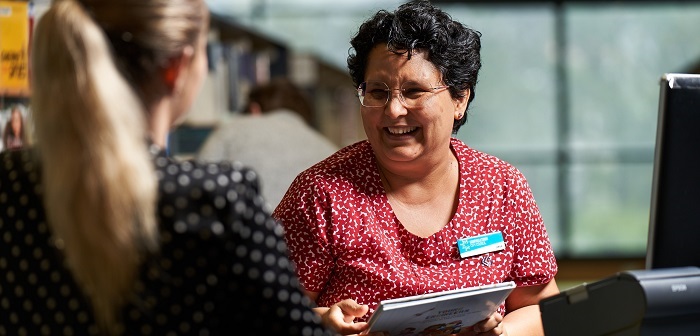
[2,104,28,151]
[0,0,334,335]
[197,77,338,209]
[273,1,559,335]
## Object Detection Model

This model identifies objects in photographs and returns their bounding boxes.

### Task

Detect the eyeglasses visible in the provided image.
[357,81,450,108]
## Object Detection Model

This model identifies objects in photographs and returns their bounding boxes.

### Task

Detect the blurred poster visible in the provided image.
[0,0,31,97]
[1,102,29,152]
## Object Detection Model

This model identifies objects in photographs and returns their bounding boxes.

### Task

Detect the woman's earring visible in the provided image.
[165,68,177,88]
[456,112,463,120]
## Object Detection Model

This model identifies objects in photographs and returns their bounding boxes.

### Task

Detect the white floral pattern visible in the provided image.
[274,138,558,321]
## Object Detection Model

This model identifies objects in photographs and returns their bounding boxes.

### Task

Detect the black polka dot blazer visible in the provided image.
[0,147,334,336]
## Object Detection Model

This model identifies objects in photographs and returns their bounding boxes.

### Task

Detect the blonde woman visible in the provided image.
[0,0,333,335]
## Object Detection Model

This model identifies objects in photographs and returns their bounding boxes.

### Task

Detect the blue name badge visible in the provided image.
[457,231,505,258]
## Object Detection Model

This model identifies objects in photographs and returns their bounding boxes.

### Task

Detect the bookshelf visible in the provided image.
[170,12,364,156]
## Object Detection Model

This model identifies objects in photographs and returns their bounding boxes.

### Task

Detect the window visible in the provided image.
[209,0,700,259]
[447,2,700,258]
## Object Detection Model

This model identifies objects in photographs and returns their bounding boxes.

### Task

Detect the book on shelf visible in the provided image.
[363,281,516,336]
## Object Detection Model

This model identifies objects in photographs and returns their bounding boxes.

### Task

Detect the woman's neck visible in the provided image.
[146,98,173,149]
[378,152,459,206]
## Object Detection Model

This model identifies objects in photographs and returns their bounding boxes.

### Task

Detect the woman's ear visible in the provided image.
[162,45,195,92]
[454,88,470,120]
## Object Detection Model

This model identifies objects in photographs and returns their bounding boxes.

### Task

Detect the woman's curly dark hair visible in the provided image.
[347,0,481,134]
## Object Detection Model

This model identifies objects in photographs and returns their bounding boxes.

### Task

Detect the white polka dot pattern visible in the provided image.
[0,147,335,335]
[273,138,558,322]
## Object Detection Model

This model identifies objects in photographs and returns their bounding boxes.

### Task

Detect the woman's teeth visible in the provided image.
[387,126,417,135]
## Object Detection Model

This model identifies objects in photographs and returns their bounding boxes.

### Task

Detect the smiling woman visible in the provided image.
[272,1,560,336]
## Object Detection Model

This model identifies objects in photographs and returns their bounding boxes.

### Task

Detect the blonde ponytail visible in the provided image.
[31,0,158,332]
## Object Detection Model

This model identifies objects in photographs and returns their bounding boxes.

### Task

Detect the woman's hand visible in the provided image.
[456,280,559,336]
[456,312,506,336]
[313,298,371,335]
